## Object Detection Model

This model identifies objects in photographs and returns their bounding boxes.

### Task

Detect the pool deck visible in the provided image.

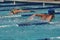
[0,1,60,3]
[1,1,60,4]
[21,1,60,4]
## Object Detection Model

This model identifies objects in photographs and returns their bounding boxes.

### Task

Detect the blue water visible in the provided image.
[0,4,58,11]
[0,5,60,40]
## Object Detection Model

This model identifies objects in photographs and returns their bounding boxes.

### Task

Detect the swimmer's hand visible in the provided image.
[27,17,34,20]
[27,14,36,20]
[9,13,13,15]
[10,13,13,15]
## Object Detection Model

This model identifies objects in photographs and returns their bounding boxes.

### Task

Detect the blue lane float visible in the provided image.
[0,1,43,5]
[18,22,49,26]
[0,6,60,11]
[37,38,50,40]
[55,12,60,14]
[1,6,60,9]
[22,6,60,10]
[0,1,60,6]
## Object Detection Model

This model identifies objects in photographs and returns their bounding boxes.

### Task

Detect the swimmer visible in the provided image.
[29,9,55,22]
[10,8,34,15]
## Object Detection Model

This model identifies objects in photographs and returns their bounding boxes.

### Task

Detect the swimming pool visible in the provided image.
[1,1,60,11]
[0,2,60,40]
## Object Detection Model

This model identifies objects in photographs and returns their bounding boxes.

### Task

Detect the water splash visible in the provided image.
[0,15,21,18]
[0,24,18,28]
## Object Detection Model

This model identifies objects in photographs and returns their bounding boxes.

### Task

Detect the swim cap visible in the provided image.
[48,9,55,15]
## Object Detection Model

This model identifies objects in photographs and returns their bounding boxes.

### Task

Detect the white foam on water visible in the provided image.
[49,21,60,24]
[0,24,18,28]
[15,24,19,27]
[0,25,11,28]
[55,10,60,12]
[0,15,21,18]
[50,37,60,40]
[50,22,60,27]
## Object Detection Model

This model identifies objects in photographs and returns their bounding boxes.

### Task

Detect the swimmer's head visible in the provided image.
[48,9,55,15]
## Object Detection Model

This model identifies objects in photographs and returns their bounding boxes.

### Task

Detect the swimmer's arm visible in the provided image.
[16,9,36,13]
[28,14,36,20]
[28,14,43,20]
[23,10,37,12]
[19,10,30,12]
[19,10,35,12]
[35,14,44,16]
[46,15,53,22]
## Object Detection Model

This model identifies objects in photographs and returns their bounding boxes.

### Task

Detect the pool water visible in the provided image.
[0,4,58,11]
[0,6,60,40]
